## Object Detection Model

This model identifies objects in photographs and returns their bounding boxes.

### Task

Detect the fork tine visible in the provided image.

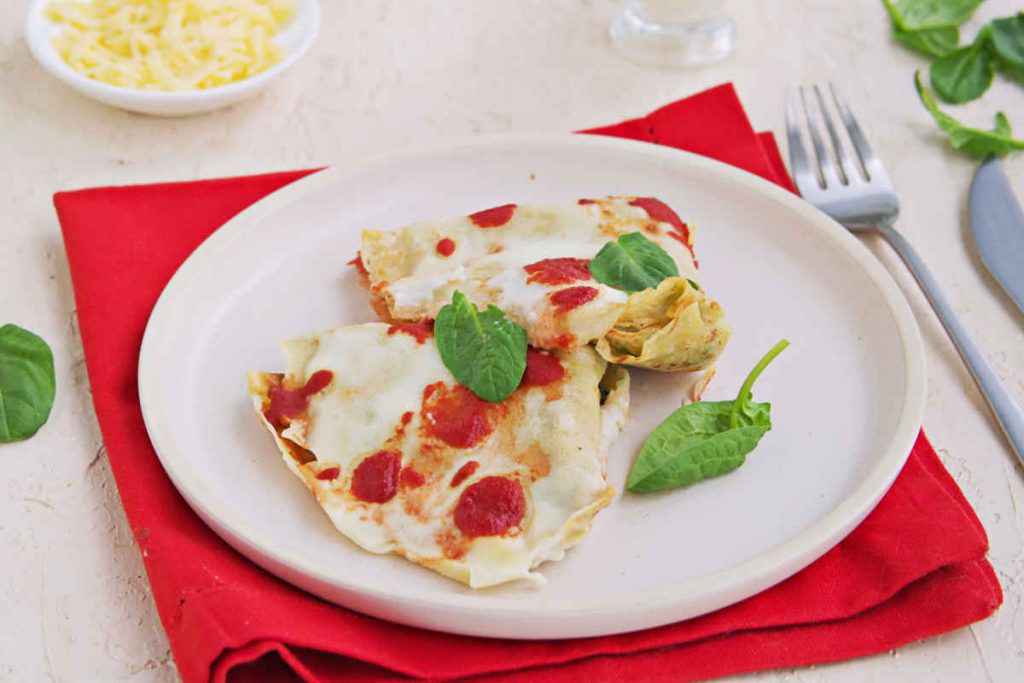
[800,86,839,189]
[785,88,817,194]
[813,85,853,184]
[829,83,875,181]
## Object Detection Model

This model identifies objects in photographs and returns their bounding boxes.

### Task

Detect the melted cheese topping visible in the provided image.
[360,198,697,350]
[249,323,630,588]
[46,0,295,91]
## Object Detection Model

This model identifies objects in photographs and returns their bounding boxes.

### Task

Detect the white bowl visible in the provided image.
[25,0,320,116]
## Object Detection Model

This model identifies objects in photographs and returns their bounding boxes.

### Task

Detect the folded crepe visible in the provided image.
[354,196,730,372]
[248,322,629,588]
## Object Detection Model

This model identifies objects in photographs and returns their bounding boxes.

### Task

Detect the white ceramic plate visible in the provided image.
[25,0,320,116]
[138,134,925,639]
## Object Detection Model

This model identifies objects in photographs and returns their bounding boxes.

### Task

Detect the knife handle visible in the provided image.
[879,224,1024,469]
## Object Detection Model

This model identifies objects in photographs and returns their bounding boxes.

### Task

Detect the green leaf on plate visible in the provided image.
[626,340,788,494]
[434,291,527,403]
[589,232,679,294]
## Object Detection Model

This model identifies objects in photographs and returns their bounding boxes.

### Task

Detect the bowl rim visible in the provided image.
[25,0,321,104]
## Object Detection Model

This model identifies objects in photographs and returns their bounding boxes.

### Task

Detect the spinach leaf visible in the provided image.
[894,24,959,57]
[915,71,1024,157]
[883,0,982,31]
[434,291,527,403]
[626,340,788,494]
[929,33,994,103]
[0,324,56,443]
[990,13,1024,80]
[589,232,679,293]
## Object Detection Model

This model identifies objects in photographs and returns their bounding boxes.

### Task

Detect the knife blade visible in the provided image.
[969,157,1024,316]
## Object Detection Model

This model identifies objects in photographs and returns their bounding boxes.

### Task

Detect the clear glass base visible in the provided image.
[610,6,735,68]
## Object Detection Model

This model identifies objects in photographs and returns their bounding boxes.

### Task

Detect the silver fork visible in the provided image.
[786,83,1024,468]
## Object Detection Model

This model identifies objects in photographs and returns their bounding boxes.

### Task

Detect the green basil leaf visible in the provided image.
[434,291,527,403]
[915,71,1024,157]
[883,0,982,31]
[0,324,56,443]
[990,13,1024,66]
[894,24,959,57]
[929,33,994,103]
[589,232,679,293]
[626,340,788,494]
[686,278,701,291]
[991,13,1024,80]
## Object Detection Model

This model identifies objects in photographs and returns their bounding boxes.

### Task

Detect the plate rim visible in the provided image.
[138,133,926,637]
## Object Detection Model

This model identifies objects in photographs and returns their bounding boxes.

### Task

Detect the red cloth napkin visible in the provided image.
[56,84,1001,683]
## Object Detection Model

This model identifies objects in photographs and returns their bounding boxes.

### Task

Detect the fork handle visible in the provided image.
[878,224,1024,468]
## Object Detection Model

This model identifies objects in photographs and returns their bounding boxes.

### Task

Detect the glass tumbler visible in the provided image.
[610,0,736,67]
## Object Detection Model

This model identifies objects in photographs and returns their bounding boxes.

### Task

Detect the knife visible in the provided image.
[969,157,1024,316]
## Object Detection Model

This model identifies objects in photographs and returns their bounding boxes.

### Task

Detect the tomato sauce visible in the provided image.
[454,476,525,537]
[468,203,516,228]
[387,320,434,344]
[316,466,340,481]
[552,333,576,349]
[521,348,564,387]
[400,467,426,489]
[347,253,369,276]
[436,238,456,256]
[265,370,333,430]
[351,450,402,503]
[450,460,480,488]
[523,257,591,285]
[549,286,598,313]
[421,383,494,449]
[629,197,697,264]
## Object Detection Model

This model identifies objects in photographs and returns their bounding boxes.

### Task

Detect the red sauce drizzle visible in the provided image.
[549,286,598,313]
[436,238,456,256]
[629,197,697,264]
[523,257,591,285]
[423,382,441,402]
[316,466,340,481]
[401,411,414,426]
[454,476,525,537]
[387,320,434,344]
[347,253,369,276]
[468,203,516,228]
[400,467,426,489]
[450,461,480,488]
[422,383,494,449]
[351,451,402,503]
[577,198,596,205]
[553,333,576,349]
[265,370,334,430]
[521,348,565,387]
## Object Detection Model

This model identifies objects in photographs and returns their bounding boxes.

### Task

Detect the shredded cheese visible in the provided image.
[46,0,296,91]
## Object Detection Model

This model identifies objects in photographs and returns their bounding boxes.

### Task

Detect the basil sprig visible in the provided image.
[435,291,527,403]
[0,324,56,443]
[626,340,788,494]
[883,0,981,34]
[930,33,995,103]
[589,232,679,293]
[915,72,1024,158]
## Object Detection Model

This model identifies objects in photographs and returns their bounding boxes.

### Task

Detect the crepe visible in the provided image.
[355,196,729,371]
[248,322,629,588]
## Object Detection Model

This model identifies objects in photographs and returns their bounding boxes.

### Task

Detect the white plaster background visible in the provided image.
[1,1,1022,681]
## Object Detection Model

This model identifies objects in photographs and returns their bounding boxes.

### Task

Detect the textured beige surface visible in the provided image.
[1,1,1023,681]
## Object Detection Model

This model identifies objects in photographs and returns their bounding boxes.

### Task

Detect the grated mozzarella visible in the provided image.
[46,0,295,91]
